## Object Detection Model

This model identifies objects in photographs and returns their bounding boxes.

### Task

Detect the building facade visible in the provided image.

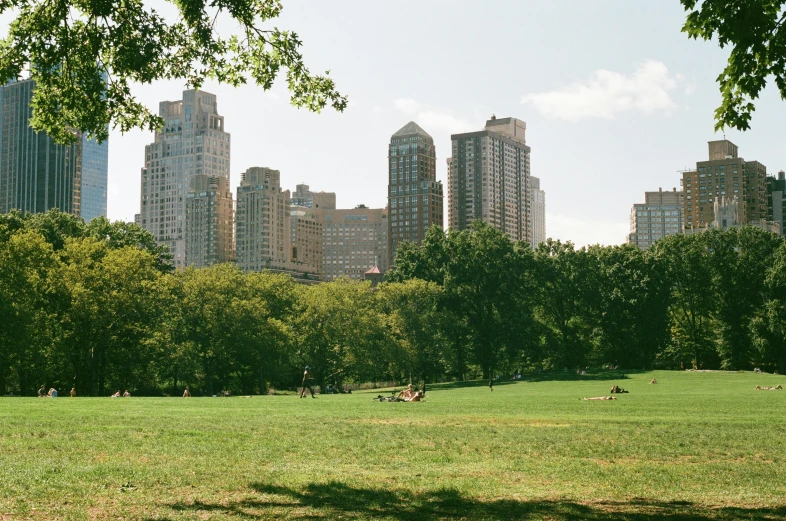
[388,121,443,266]
[628,188,684,250]
[448,116,533,245]
[320,205,388,281]
[530,176,546,247]
[681,140,767,229]
[235,167,291,272]
[291,183,336,209]
[0,79,108,221]
[684,195,780,236]
[139,90,230,268]
[184,175,234,267]
[767,171,786,236]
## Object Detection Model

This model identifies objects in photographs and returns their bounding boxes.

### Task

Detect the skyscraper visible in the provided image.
[139,90,230,268]
[448,116,532,245]
[628,188,684,250]
[530,176,546,247]
[681,140,767,229]
[0,79,108,221]
[185,175,234,267]
[388,122,443,267]
[235,167,291,272]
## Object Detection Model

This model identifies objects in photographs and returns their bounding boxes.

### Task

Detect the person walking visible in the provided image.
[183,386,191,398]
[70,387,76,397]
[300,366,316,398]
[489,378,494,392]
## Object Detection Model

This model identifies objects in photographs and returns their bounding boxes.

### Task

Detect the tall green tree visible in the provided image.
[0,0,346,143]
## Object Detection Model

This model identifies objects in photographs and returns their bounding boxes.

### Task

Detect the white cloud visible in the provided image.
[522,60,682,121]
[393,98,474,134]
[545,213,629,248]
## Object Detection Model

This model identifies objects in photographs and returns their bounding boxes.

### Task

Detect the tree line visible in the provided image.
[2,210,785,396]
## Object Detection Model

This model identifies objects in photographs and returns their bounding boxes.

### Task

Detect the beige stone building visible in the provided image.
[235,167,292,272]
[682,140,768,229]
[139,90,230,269]
[448,116,535,246]
[320,205,388,281]
[684,194,780,236]
[628,188,684,250]
[185,175,234,267]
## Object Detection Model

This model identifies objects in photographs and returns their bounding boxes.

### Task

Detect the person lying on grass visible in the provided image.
[374,391,425,402]
[755,385,783,390]
[582,396,616,400]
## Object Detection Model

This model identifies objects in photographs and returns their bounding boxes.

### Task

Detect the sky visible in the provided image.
[4,1,786,247]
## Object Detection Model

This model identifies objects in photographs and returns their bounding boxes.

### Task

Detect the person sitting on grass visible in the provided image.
[38,385,46,398]
[397,384,414,400]
[48,388,58,398]
[755,385,783,390]
[610,385,628,394]
[123,390,131,397]
[407,391,425,402]
[110,390,121,398]
[582,396,616,400]
[650,378,657,384]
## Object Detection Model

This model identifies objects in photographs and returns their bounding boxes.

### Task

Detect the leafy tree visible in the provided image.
[86,217,174,272]
[390,222,535,380]
[752,241,786,373]
[533,240,599,370]
[651,233,718,369]
[56,237,166,396]
[0,0,347,143]
[377,279,448,385]
[681,0,786,131]
[295,279,395,390]
[588,244,670,369]
[0,230,62,395]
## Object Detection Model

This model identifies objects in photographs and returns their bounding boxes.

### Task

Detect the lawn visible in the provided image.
[1,370,786,520]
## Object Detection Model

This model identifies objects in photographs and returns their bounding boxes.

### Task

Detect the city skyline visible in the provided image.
[6,2,786,247]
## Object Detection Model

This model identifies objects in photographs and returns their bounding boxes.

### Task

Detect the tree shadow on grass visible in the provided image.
[161,481,786,520]
[523,370,645,383]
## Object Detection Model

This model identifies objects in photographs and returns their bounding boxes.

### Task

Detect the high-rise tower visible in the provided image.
[448,116,532,244]
[0,79,108,221]
[139,90,229,268]
[387,122,443,267]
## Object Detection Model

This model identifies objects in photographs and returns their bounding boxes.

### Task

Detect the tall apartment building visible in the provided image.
[185,175,234,267]
[682,140,767,229]
[530,176,546,247]
[291,183,336,209]
[388,121,443,267]
[628,188,684,250]
[0,79,108,221]
[139,90,230,268]
[767,170,786,236]
[448,116,534,245]
[235,167,291,272]
[321,205,388,281]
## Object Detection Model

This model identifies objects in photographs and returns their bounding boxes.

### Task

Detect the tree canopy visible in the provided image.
[681,0,786,131]
[0,0,347,143]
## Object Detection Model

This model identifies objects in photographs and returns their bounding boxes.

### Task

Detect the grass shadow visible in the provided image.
[164,481,786,520]
[523,369,645,383]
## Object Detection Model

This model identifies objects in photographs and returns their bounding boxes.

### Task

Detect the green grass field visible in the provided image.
[2,370,786,520]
